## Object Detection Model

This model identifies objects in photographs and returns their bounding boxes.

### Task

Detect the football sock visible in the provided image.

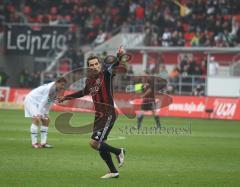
[154,116,161,128]
[137,114,144,129]
[99,151,118,173]
[30,124,38,145]
[40,125,48,145]
[99,142,121,155]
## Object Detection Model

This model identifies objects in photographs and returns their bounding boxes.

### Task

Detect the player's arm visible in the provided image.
[107,46,127,74]
[58,90,85,102]
[57,78,91,103]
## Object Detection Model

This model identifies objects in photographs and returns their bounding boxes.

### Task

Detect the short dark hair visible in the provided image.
[56,77,67,83]
[87,55,100,66]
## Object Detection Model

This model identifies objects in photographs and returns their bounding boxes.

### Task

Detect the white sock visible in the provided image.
[40,126,48,145]
[30,124,38,145]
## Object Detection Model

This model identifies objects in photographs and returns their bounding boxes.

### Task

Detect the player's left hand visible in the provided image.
[56,96,66,103]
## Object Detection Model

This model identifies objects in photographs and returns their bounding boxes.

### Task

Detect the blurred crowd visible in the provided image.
[0,68,8,86]
[138,53,213,95]
[141,0,240,47]
[0,0,129,45]
[1,0,240,47]
[0,0,239,93]
[168,54,208,95]
[19,69,40,88]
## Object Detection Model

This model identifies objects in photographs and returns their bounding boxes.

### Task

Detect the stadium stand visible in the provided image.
[1,0,240,46]
[0,0,240,92]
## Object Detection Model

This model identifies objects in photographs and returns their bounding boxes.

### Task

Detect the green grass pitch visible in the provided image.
[0,109,240,187]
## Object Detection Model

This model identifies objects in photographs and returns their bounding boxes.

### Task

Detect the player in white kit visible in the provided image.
[24,77,67,148]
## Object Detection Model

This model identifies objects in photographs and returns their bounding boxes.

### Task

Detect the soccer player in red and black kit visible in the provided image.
[59,47,126,179]
[137,74,161,130]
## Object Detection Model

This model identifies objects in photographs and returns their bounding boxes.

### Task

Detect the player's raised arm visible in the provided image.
[106,46,128,74]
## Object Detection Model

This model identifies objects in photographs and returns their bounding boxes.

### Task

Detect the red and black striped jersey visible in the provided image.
[142,76,155,99]
[64,54,125,115]
[84,69,114,113]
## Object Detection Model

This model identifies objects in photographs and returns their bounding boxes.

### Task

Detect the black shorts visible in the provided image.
[91,113,116,142]
[141,98,156,111]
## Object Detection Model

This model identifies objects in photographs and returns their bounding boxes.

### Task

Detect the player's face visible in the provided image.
[88,58,101,73]
[56,82,66,91]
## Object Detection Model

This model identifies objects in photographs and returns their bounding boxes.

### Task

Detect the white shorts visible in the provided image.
[24,97,49,118]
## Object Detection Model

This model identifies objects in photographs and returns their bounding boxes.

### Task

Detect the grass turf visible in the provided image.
[0,109,239,187]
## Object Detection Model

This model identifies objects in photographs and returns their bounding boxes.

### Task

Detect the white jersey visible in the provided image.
[24,82,57,117]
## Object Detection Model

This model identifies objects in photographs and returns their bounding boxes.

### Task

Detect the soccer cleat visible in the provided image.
[100,172,119,179]
[40,143,54,148]
[32,143,41,149]
[116,148,125,168]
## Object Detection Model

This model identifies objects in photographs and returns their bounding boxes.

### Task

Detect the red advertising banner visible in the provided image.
[207,98,240,120]
[8,88,30,104]
[0,87,10,102]
[1,87,239,120]
[159,96,240,120]
[114,94,240,120]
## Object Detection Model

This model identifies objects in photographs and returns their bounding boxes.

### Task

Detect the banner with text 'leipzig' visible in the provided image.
[4,23,72,56]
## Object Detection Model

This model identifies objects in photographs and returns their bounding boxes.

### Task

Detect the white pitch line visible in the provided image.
[108,136,126,141]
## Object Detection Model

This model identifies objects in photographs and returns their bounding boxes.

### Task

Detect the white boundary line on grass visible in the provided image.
[108,136,126,141]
